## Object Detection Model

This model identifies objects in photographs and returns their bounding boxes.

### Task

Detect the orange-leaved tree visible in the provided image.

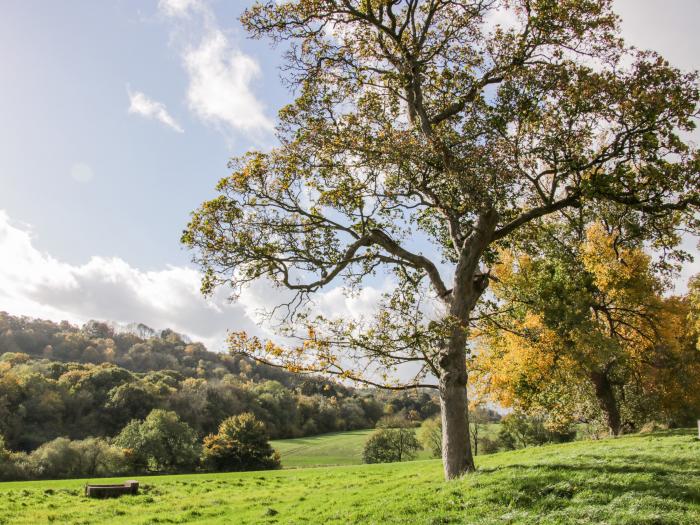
[474,223,700,435]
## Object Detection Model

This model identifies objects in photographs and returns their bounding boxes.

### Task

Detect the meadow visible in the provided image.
[270,424,501,468]
[270,429,430,467]
[1,429,697,524]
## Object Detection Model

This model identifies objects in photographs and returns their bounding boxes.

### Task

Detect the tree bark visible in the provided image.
[439,340,475,479]
[590,370,622,436]
[438,208,498,479]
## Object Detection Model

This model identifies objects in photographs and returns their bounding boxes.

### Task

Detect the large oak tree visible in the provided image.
[183,0,699,478]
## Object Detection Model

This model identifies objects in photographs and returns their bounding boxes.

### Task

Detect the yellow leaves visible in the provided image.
[227,324,347,381]
[265,340,284,358]
[306,325,316,340]
[284,363,302,373]
[581,223,655,299]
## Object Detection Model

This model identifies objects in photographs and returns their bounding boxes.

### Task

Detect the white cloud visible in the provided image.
[128,89,184,133]
[0,210,263,351]
[184,29,274,135]
[70,162,94,183]
[158,0,204,18]
[0,210,391,353]
[158,0,274,138]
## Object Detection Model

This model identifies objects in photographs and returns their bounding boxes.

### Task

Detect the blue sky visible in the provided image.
[0,0,288,269]
[0,0,698,349]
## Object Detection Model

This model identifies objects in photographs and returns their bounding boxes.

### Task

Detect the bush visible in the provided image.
[376,415,419,429]
[0,435,28,481]
[27,437,82,479]
[114,409,200,473]
[4,436,124,480]
[498,413,576,450]
[478,436,500,455]
[71,437,126,476]
[202,413,280,472]
[362,427,422,464]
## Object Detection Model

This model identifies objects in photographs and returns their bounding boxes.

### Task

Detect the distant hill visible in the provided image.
[0,312,439,451]
[0,312,302,386]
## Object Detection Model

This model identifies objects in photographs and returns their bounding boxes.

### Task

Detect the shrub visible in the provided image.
[71,437,125,476]
[498,413,576,450]
[376,415,419,429]
[478,436,500,455]
[0,435,28,481]
[27,437,82,479]
[23,437,124,479]
[202,413,280,472]
[114,409,200,473]
[362,427,422,464]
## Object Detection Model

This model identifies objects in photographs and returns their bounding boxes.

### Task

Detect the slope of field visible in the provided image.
[270,429,433,467]
[1,430,698,525]
[270,425,501,468]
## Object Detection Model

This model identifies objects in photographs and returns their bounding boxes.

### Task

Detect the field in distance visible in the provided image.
[1,429,697,525]
[270,424,502,468]
[270,429,424,467]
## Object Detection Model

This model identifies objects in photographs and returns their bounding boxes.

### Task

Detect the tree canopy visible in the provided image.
[474,224,700,435]
[202,413,281,471]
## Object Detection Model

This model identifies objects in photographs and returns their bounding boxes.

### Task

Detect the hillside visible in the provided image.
[271,429,378,467]
[1,430,697,524]
[0,312,439,453]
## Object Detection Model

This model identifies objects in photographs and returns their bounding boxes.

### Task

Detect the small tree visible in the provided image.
[202,413,280,472]
[417,417,442,458]
[497,413,575,450]
[27,437,82,479]
[114,409,200,473]
[72,437,125,477]
[363,426,422,464]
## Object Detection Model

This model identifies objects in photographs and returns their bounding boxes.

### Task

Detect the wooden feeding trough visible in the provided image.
[85,480,139,498]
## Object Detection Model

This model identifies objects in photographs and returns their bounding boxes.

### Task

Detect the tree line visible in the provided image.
[0,313,439,455]
[0,409,279,481]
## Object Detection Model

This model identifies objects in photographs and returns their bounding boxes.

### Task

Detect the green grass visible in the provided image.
[270,424,500,467]
[1,430,698,524]
[270,429,432,467]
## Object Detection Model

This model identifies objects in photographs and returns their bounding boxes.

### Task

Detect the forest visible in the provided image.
[0,312,438,456]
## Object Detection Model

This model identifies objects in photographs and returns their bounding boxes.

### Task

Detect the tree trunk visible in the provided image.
[438,208,498,479]
[439,329,475,479]
[590,371,622,436]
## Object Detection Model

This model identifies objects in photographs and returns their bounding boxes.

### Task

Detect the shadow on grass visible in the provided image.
[472,453,700,513]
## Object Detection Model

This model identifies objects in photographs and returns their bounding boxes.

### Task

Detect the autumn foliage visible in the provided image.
[475,224,700,434]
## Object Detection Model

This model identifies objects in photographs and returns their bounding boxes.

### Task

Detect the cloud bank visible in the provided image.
[0,211,390,352]
[0,210,261,350]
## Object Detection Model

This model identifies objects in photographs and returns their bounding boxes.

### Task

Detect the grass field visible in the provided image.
[270,424,501,468]
[270,429,433,467]
[1,429,698,524]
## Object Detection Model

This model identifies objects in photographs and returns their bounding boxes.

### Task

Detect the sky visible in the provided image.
[0,0,698,351]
